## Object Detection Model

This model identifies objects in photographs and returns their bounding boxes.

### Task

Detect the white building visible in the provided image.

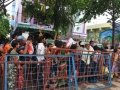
[6,0,53,31]
[72,23,87,40]
[7,0,22,29]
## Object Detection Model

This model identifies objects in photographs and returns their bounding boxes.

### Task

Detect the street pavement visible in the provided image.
[107,78,120,90]
[78,78,120,90]
[1,77,120,90]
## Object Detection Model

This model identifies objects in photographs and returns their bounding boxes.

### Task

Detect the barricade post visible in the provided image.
[68,56,72,90]
[4,56,8,90]
[108,54,112,87]
[71,54,78,90]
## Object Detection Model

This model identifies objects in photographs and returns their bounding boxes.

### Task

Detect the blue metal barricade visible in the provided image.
[74,53,112,90]
[4,54,78,90]
[3,52,112,90]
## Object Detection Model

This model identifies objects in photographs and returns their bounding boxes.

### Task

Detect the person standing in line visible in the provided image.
[25,36,35,89]
[112,48,120,78]
[54,34,62,48]
[82,43,94,65]
[36,36,45,62]
[16,47,25,90]
[0,39,12,90]
[3,39,12,54]
[8,40,19,90]
[89,40,95,48]
[26,36,34,55]
[36,36,45,90]
[78,41,85,51]
[10,33,18,44]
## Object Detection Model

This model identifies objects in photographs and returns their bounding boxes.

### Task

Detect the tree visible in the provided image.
[0,14,10,37]
[22,0,86,34]
[80,0,120,47]
[0,0,15,15]
[0,0,12,37]
[0,0,19,39]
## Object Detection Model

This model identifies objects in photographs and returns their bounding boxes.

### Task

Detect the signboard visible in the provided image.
[100,29,112,40]
[100,29,120,42]
[17,23,54,31]
[72,23,87,37]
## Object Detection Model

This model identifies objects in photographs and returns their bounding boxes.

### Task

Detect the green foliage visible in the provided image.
[0,0,15,15]
[80,0,120,22]
[79,0,120,46]
[115,34,120,42]
[0,0,13,37]
[22,0,86,34]
[0,15,10,37]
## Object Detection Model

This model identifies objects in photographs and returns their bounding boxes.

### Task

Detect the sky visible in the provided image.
[6,0,13,14]
[6,0,14,21]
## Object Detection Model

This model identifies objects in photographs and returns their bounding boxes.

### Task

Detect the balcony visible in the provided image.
[21,17,35,24]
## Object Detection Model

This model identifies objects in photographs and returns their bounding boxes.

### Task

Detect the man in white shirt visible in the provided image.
[36,36,45,89]
[82,43,94,65]
[36,36,45,62]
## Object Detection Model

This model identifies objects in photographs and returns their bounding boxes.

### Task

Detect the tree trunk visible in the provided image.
[112,19,115,48]
[112,2,115,48]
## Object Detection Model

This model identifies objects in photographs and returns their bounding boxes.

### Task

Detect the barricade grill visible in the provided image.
[1,48,112,90]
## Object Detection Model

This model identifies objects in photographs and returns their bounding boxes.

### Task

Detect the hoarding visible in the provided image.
[72,23,87,37]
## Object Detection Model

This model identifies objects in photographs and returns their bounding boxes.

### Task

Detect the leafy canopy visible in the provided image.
[0,14,10,37]
[22,0,86,33]
[80,0,120,22]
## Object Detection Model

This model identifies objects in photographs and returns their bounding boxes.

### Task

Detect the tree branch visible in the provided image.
[0,0,15,15]
[0,0,11,6]
[0,0,15,9]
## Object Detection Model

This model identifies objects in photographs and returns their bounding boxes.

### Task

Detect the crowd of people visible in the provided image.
[0,33,120,90]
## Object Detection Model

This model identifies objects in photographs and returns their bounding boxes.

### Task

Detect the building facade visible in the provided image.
[8,0,23,29]
[86,23,112,42]
[8,0,52,31]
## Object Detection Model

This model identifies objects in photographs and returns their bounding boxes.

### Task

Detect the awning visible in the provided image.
[16,23,54,31]
[16,23,39,31]
[15,23,55,39]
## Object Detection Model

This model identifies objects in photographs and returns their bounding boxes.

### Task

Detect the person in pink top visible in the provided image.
[27,36,34,54]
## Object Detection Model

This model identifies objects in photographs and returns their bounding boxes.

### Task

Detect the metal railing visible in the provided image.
[2,51,112,90]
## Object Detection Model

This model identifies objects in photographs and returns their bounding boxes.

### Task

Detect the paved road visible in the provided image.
[107,78,120,90]
[1,77,120,90]
[77,78,120,90]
